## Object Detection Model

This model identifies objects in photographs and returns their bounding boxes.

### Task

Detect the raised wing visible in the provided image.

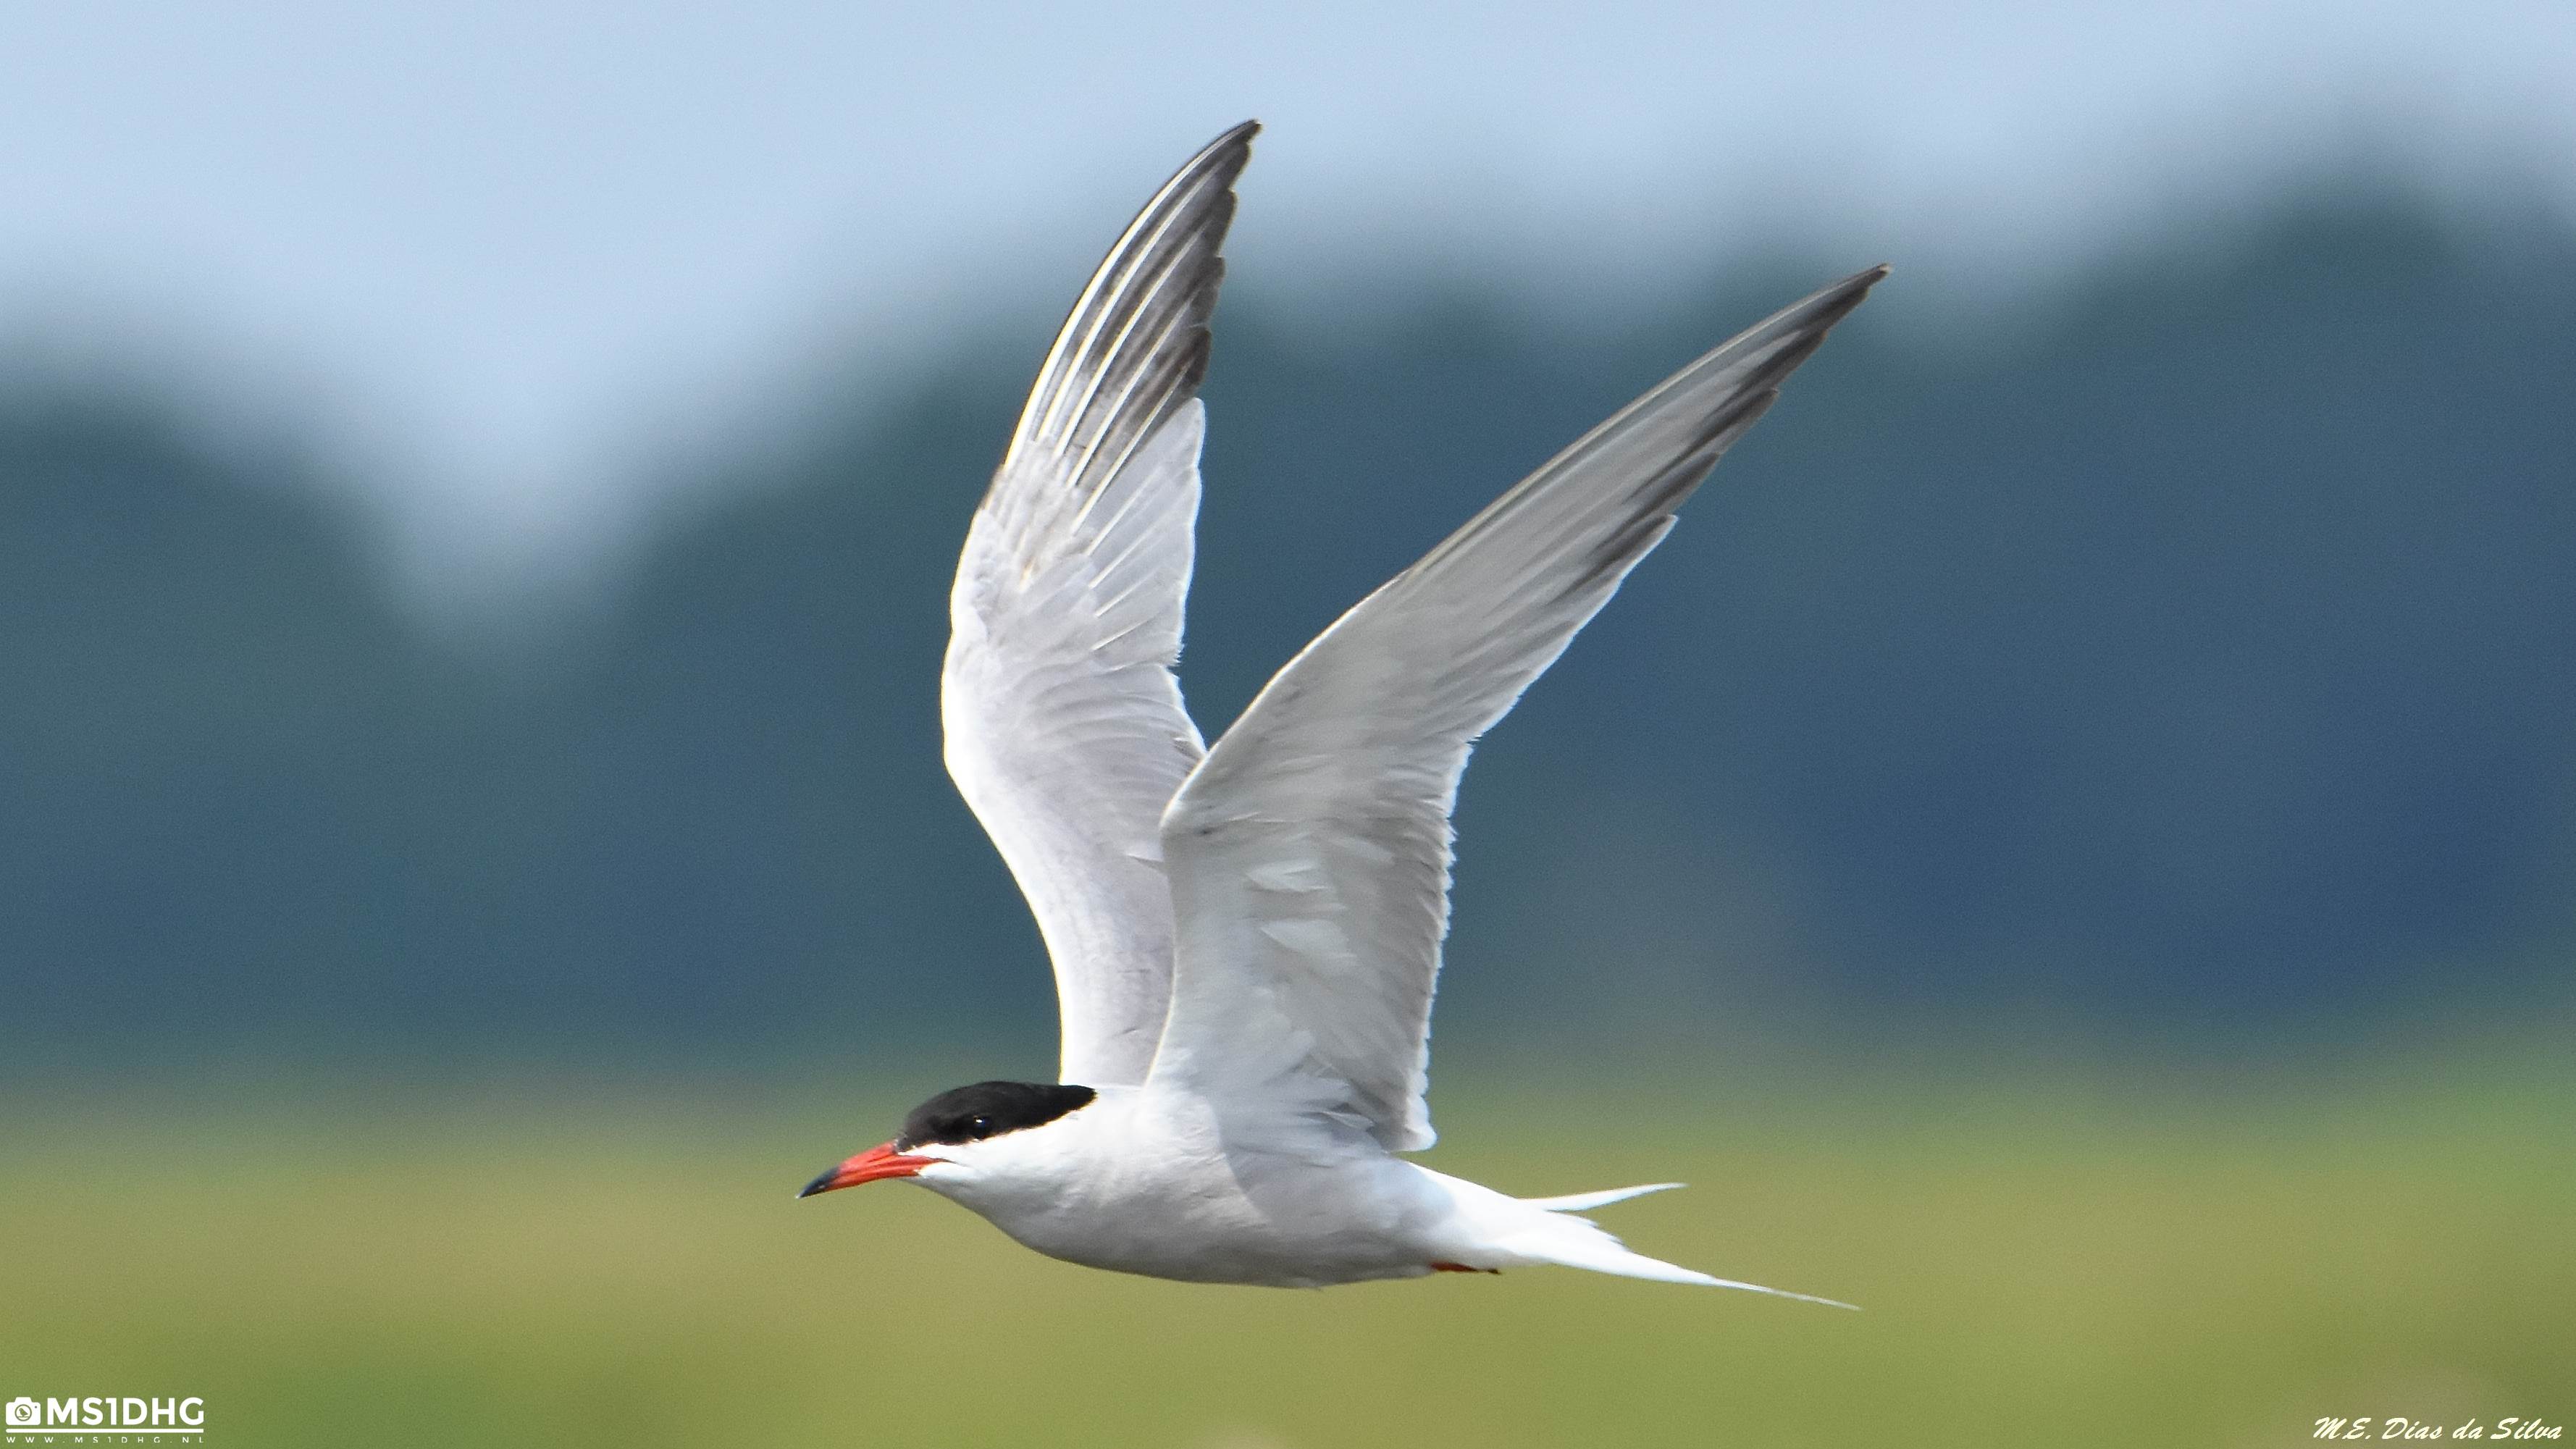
[1150,266,1886,1148]
[943,122,1257,1086]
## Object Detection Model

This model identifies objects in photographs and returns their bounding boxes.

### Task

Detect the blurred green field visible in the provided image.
[3,1053,2568,1448]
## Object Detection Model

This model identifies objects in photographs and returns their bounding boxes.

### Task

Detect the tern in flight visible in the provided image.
[800,121,1879,1301]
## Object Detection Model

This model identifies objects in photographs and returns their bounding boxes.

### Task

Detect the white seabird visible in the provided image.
[802,121,1880,1302]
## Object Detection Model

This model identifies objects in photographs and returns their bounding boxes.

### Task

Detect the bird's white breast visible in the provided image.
[912,1085,1455,1288]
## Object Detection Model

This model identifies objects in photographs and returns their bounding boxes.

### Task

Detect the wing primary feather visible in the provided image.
[1010,127,1249,476]
[1060,259,1218,496]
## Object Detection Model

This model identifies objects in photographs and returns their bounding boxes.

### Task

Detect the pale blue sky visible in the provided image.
[3,1,2568,601]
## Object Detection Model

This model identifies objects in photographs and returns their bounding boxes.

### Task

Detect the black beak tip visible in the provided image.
[797,1167,837,1199]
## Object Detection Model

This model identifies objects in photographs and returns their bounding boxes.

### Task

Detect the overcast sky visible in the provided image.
[3,1,2569,605]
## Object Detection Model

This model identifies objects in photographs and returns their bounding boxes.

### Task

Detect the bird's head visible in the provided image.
[797,1080,1099,1198]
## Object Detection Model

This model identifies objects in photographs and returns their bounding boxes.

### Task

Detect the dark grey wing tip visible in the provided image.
[1763,261,1890,342]
[1824,260,1890,307]
[999,122,1261,482]
[1177,119,1261,194]
[1827,261,1892,295]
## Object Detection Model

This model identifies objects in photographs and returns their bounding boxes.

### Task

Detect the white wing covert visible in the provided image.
[1150,266,1887,1149]
[943,122,1257,1086]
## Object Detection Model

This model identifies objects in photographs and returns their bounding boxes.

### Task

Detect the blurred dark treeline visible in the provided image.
[4,192,2571,1070]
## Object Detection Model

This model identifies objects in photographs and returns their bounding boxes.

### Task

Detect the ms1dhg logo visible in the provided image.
[6,1395,206,1438]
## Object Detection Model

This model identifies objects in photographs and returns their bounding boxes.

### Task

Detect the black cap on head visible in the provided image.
[897,1081,1096,1150]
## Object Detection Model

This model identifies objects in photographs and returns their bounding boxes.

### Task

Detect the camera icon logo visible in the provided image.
[5,1398,40,1427]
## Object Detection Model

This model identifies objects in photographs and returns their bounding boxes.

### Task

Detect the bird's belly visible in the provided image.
[973,1157,1441,1289]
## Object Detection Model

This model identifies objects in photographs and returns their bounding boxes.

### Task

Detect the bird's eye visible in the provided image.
[967,1114,993,1137]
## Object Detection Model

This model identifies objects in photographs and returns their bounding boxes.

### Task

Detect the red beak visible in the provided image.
[798,1141,937,1198]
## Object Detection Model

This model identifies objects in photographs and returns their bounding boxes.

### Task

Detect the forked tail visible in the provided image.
[1492,1177,1858,1308]
[1523,1181,1686,1213]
